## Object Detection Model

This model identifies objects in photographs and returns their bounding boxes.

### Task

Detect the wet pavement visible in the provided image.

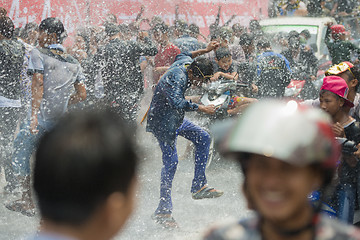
[0,92,251,240]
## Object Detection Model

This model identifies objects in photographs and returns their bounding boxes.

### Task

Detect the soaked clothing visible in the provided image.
[93,37,157,122]
[256,50,291,98]
[204,214,360,240]
[155,118,209,214]
[153,43,181,83]
[0,39,25,102]
[281,46,318,80]
[0,38,25,188]
[147,52,199,145]
[147,52,210,214]
[28,44,85,128]
[281,46,319,99]
[325,28,360,64]
[335,120,360,223]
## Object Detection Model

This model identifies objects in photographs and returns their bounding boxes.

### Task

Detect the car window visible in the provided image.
[262,25,318,48]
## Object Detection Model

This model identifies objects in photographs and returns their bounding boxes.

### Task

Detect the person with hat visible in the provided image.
[319,76,358,140]
[319,76,360,224]
[304,61,360,121]
[325,62,360,120]
[325,22,360,65]
[204,99,360,240]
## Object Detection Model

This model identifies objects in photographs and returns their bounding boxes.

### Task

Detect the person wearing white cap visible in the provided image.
[204,100,360,240]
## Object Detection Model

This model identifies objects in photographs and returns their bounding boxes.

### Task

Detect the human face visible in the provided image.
[245,155,320,224]
[74,35,86,50]
[152,30,162,44]
[217,56,232,71]
[27,30,39,45]
[38,30,55,48]
[319,90,343,118]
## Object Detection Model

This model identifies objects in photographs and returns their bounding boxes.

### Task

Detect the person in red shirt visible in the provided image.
[152,23,181,84]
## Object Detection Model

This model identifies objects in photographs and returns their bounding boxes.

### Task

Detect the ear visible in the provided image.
[103,192,128,236]
[350,79,359,89]
[339,98,345,107]
[49,33,57,43]
[187,69,193,79]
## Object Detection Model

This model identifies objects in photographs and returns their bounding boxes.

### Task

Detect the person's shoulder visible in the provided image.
[168,43,181,52]
[203,217,260,240]
[0,39,24,56]
[174,52,192,62]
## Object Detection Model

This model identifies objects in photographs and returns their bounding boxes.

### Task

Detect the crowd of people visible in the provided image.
[2,2,360,240]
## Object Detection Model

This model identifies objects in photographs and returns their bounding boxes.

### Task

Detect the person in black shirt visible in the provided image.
[319,76,360,224]
[0,17,25,193]
[281,31,318,99]
[93,23,157,124]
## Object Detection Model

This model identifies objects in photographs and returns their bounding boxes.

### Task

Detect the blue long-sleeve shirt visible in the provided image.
[146,52,199,144]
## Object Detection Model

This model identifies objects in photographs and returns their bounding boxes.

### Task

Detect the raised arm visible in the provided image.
[191,41,219,58]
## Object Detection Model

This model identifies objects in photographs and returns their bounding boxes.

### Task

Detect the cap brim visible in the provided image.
[345,99,354,108]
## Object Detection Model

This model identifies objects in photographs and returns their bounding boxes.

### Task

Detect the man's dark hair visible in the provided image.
[215,47,232,60]
[0,7,7,17]
[256,38,271,49]
[104,23,120,37]
[189,57,214,80]
[152,22,169,34]
[300,29,311,39]
[189,23,200,35]
[118,23,130,35]
[34,109,138,225]
[232,23,244,33]
[174,20,188,35]
[249,19,261,32]
[39,17,66,43]
[19,22,38,39]
[104,13,117,25]
[239,33,254,47]
[288,30,300,41]
[350,64,360,92]
[219,27,232,41]
[0,17,14,39]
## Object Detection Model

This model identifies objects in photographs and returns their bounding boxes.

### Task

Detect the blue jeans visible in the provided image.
[11,115,52,177]
[0,107,20,187]
[12,119,37,177]
[335,160,360,224]
[154,118,210,214]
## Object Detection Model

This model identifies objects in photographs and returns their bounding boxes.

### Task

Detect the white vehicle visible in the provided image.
[259,17,337,59]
